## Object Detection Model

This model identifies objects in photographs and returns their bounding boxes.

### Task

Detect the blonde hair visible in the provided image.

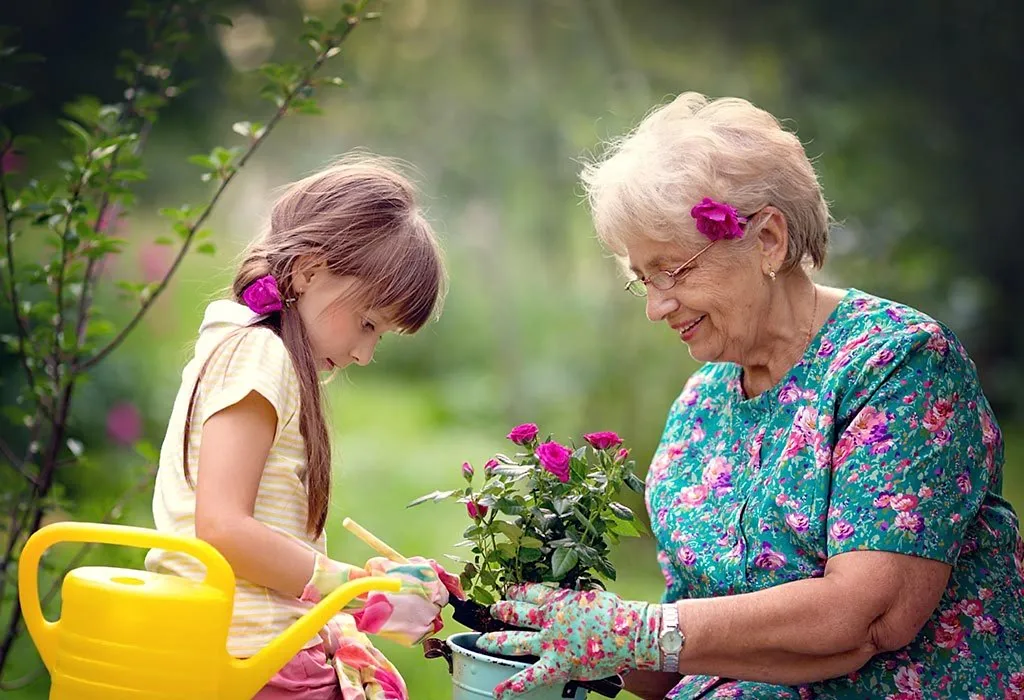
[581,92,830,271]
[184,154,447,536]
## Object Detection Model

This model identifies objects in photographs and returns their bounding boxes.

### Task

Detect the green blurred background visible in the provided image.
[2,0,1022,697]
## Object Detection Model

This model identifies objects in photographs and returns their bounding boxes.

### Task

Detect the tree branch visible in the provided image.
[79,26,364,372]
[0,437,35,486]
[49,155,93,394]
[0,154,38,393]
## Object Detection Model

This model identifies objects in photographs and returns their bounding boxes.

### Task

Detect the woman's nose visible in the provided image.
[645,288,678,323]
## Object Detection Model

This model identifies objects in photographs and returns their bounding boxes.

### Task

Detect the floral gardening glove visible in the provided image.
[301,554,455,646]
[320,614,409,700]
[300,553,370,605]
[476,583,663,699]
[349,556,451,646]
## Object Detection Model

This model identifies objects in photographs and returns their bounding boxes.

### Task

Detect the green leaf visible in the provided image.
[187,154,216,170]
[608,502,635,520]
[114,169,147,182]
[496,542,517,558]
[550,547,578,579]
[57,119,91,146]
[406,489,457,508]
[625,472,645,494]
[519,536,543,549]
[472,587,495,605]
[518,547,543,563]
[197,242,216,256]
[493,520,522,543]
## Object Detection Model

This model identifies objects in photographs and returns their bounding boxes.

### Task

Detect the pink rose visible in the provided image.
[242,274,284,314]
[461,461,474,481]
[583,431,623,450]
[536,441,571,482]
[615,448,630,462]
[466,501,488,520]
[689,197,747,241]
[483,458,499,476]
[506,423,539,445]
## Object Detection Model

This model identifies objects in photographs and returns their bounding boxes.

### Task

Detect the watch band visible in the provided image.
[660,603,682,673]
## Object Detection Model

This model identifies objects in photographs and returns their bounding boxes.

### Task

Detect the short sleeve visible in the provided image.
[198,327,300,436]
[826,324,997,564]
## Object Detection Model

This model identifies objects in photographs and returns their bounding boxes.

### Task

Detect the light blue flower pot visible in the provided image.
[447,632,587,700]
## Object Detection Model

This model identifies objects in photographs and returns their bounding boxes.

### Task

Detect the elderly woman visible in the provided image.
[478,93,1024,699]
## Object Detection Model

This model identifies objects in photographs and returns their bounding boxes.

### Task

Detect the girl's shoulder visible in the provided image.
[194,300,298,388]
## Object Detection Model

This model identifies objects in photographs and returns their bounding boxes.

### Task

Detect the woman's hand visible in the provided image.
[476,583,662,699]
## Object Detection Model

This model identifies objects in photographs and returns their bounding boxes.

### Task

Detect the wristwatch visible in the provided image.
[658,603,684,673]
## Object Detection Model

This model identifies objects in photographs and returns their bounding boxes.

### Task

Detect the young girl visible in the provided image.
[145,155,453,699]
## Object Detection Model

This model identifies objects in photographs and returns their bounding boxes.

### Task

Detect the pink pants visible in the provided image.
[253,644,341,699]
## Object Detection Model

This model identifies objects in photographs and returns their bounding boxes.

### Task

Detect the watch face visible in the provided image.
[660,629,684,653]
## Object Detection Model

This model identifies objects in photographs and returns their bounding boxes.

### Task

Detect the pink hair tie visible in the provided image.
[242,274,285,314]
[690,197,748,241]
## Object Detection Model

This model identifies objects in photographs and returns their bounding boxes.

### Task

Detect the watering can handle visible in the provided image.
[18,521,236,671]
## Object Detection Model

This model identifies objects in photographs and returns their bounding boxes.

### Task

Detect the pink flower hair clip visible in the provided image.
[690,197,748,241]
[242,274,294,314]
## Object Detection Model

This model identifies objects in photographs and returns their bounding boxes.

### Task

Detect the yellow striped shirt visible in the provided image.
[145,300,325,657]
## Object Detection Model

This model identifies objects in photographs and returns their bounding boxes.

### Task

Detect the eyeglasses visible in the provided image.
[624,241,716,297]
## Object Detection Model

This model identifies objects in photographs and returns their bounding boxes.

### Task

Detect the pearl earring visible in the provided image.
[767,266,777,281]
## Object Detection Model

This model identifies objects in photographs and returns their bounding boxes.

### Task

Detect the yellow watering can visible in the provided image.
[19,521,400,700]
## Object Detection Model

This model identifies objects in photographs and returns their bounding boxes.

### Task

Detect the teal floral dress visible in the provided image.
[646,289,1024,699]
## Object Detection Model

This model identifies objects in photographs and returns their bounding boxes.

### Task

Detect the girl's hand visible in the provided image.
[476,583,662,699]
[354,556,451,646]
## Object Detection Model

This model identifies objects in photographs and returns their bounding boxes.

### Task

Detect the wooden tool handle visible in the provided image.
[342,517,410,564]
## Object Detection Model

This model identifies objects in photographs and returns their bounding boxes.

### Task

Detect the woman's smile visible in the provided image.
[673,314,706,341]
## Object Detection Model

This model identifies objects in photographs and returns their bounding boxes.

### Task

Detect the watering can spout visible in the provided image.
[229,575,400,699]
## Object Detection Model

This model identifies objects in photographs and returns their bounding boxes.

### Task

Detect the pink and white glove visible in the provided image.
[302,553,462,647]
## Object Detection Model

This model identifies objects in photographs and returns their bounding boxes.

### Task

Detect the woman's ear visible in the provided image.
[756,206,789,274]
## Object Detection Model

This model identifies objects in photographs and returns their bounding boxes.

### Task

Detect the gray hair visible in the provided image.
[581,93,830,271]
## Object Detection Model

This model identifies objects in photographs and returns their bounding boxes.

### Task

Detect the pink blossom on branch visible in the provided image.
[466,501,488,520]
[583,431,622,450]
[536,441,571,483]
[506,423,538,445]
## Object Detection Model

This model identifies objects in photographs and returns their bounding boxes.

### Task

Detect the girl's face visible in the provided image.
[293,265,395,371]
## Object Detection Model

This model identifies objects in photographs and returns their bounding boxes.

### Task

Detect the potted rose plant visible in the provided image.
[410,423,646,699]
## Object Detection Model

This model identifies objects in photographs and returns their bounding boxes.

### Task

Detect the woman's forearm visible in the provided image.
[623,670,681,699]
[674,575,881,684]
[198,514,317,597]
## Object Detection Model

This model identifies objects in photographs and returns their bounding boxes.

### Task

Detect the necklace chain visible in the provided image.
[805,283,819,349]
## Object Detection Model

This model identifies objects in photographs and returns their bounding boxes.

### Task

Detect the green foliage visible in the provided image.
[410,427,646,603]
